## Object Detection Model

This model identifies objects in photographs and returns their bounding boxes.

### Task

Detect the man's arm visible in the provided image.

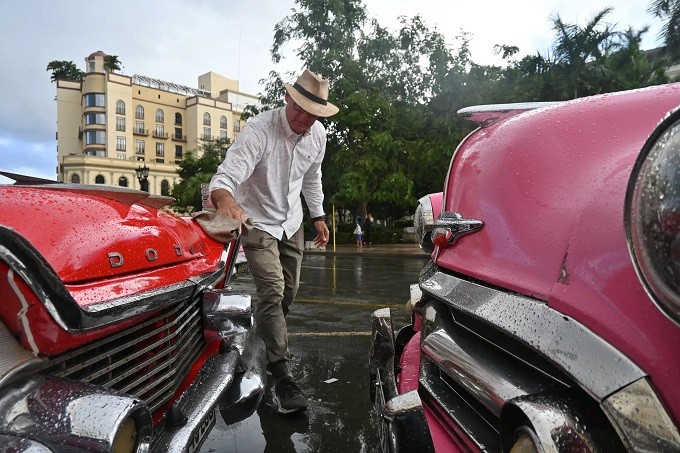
[211,189,246,222]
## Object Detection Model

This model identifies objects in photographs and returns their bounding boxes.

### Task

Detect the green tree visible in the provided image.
[170,138,229,213]
[46,60,84,82]
[649,0,680,60]
[104,55,122,72]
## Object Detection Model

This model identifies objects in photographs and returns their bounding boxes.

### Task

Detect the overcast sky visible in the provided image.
[0,0,663,183]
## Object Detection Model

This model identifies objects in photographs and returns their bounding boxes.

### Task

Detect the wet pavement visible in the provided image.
[201,245,430,452]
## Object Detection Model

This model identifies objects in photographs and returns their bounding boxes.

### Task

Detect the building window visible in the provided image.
[203,112,211,126]
[135,121,145,134]
[95,175,105,184]
[116,100,125,115]
[220,115,227,129]
[85,130,106,145]
[156,142,165,157]
[220,130,227,140]
[85,113,105,125]
[203,128,211,140]
[135,140,145,154]
[175,145,183,158]
[116,136,126,151]
[161,180,170,196]
[135,105,144,119]
[233,120,241,132]
[174,127,183,140]
[85,150,106,157]
[116,116,125,131]
[175,112,182,125]
[85,93,105,107]
[155,109,164,122]
[119,176,129,187]
[70,174,81,184]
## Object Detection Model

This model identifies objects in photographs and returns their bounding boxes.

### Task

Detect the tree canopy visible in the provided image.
[46,60,84,82]
[171,0,673,221]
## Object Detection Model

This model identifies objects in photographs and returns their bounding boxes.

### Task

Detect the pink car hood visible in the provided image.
[437,83,680,422]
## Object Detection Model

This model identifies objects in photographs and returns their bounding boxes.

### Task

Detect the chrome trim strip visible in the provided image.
[420,271,645,400]
[457,102,561,125]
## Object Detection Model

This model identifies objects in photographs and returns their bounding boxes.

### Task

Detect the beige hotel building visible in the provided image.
[56,51,259,195]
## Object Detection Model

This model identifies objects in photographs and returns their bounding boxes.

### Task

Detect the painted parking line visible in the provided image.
[295,297,404,310]
[289,331,371,336]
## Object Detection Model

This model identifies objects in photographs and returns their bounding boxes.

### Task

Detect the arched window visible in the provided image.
[118,176,129,187]
[135,105,144,119]
[116,100,125,115]
[220,115,228,129]
[203,112,211,126]
[175,112,182,125]
[70,173,81,184]
[161,180,170,196]
[155,109,164,122]
[95,175,105,184]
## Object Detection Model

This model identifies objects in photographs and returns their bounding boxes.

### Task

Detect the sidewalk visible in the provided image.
[304,242,430,259]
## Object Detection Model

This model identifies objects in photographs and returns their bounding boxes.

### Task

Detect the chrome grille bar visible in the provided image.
[41,294,206,413]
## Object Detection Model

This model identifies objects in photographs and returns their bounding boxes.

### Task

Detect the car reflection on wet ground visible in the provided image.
[201,246,428,452]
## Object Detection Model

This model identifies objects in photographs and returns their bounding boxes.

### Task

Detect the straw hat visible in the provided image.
[284,69,339,117]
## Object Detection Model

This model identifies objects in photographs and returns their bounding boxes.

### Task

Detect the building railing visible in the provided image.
[153,131,168,139]
[134,129,149,136]
[172,134,187,142]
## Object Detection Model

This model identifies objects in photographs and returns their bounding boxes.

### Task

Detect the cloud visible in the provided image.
[0,0,666,181]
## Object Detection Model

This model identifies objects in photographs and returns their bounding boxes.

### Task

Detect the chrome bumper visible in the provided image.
[369,308,434,453]
[151,332,266,453]
[0,287,266,453]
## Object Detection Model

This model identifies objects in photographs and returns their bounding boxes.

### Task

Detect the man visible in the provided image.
[209,69,338,414]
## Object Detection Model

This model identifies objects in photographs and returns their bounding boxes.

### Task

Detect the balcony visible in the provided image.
[133,129,149,136]
[172,134,187,142]
[152,131,168,139]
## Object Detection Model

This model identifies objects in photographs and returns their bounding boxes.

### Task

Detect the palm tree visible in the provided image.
[549,7,619,99]
[648,0,680,60]
[46,60,84,82]
[104,55,122,72]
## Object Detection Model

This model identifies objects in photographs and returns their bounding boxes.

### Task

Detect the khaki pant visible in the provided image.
[241,226,303,372]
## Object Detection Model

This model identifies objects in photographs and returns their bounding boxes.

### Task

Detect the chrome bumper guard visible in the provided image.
[150,288,266,453]
[369,308,434,453]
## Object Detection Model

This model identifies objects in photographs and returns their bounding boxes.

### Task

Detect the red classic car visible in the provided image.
[370,82,680,452]
[0,181,265,452]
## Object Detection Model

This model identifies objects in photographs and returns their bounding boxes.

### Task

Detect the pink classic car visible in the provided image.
[370,83,680,452]
[0,181,265,452]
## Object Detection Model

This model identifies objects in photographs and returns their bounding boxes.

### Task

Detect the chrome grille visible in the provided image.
[41,295,205,412]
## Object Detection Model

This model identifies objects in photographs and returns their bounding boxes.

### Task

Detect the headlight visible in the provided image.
[625,107,680,325]
[414,193,441,254]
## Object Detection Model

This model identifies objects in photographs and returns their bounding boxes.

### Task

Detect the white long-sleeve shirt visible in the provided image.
[209,107,326,240]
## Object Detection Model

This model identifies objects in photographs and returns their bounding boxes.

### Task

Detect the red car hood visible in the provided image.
[0,185,224,304]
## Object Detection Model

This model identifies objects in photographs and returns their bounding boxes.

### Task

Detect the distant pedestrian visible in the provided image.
[354,219,363,248]
[362,214,373,246]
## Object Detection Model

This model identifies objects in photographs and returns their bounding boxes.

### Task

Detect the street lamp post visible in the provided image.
[135,164,149,192]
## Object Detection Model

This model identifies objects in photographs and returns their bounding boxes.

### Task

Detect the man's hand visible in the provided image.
[211,189,246,222]
[313,220,329,247]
